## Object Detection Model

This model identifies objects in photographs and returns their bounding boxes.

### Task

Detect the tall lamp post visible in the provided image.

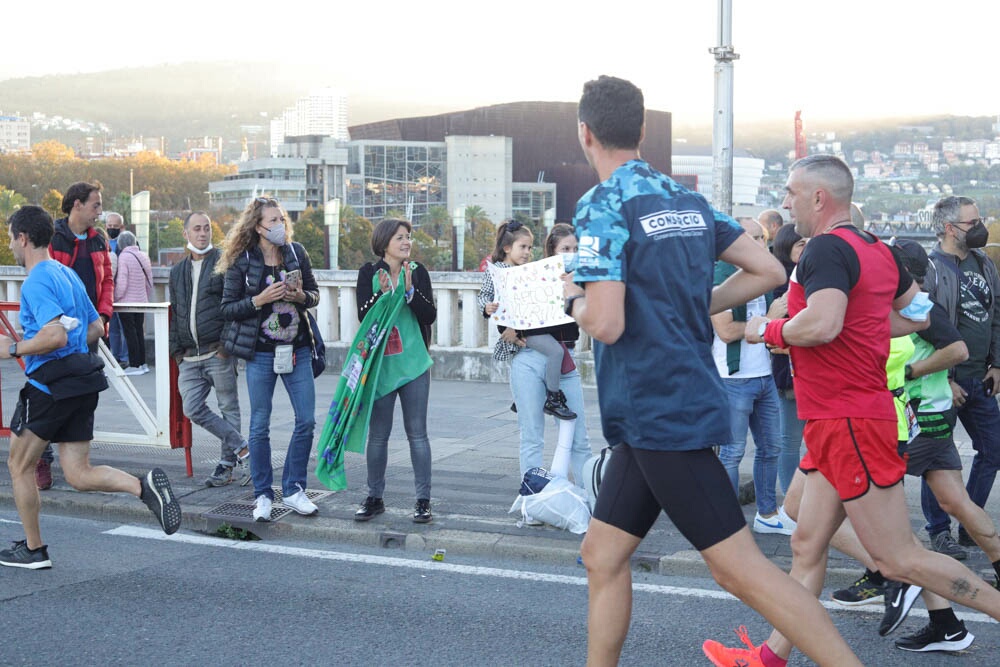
[452,206,466,271]
[710,0,738,216]
[324,198,341,270]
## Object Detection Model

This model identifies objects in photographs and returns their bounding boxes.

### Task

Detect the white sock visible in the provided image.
[549,418,576,478]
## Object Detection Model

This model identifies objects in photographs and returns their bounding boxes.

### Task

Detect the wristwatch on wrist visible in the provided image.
[904,364,914,381]
[564,294,584,317]
[9,342,19,358]
[757,321,768,339]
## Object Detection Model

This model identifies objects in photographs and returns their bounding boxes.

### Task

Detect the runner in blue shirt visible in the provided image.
[0,206,181,570]
[563,75,862,666]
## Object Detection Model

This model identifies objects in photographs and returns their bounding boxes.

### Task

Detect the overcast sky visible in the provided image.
[5,0,998,126]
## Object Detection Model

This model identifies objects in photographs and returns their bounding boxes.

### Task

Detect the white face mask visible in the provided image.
[261,224,286,246]
[187,242,213,255]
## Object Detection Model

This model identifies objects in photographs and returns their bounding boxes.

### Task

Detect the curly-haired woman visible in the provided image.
[218,197,320,522]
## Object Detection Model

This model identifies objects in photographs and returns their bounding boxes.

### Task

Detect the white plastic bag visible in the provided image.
[510,472,591,534]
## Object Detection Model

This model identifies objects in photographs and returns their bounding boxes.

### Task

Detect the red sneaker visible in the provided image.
[35,459,52,490]
[702,626,765,667]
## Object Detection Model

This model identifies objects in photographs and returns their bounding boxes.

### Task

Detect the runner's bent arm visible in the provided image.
[711,234,785,315]
[569,281,625,345]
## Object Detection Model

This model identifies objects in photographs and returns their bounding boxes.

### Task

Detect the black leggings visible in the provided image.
[118,312,146,368]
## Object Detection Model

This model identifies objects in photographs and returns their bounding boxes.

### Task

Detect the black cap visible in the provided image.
[889,238,929,280]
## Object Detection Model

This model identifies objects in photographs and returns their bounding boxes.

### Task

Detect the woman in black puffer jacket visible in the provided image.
[218,196,320,523]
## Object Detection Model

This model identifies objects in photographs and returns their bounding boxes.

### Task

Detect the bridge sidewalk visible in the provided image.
[0,365,995,589]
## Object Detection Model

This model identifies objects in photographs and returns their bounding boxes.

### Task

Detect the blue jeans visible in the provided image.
[777,389,805,494]
[922,377,1000,536]
[509,348,591,485]
[177,354,245,465]
[365,370,432,500]
[110,313,128,364]
[717,376,781,515]
[244,347,315,500]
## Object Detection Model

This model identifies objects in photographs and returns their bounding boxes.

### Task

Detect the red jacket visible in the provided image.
[50,217,115,320]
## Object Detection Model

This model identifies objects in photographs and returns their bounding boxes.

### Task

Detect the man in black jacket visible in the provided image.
[169,212,248,487]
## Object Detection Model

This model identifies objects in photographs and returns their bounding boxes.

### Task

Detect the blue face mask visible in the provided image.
[74,232,88,240]
[900,291,933,322]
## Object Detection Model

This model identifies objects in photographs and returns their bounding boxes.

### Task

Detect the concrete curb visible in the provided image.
[0,486,873,590]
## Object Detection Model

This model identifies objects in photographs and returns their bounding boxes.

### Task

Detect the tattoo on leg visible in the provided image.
[951,578,979,600]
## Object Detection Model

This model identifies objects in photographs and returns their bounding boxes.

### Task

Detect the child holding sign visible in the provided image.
[478,220,576,420]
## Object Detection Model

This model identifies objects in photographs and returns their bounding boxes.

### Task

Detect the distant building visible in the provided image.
[671,151,765,206]
[348,101,672,220]
[182,136,223,163]
[271,88,349,156]
[0,115,30,153]
[209,135,348,215]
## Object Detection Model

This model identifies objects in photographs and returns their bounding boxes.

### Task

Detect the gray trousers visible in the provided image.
[178,354,245,465]
[525,334,564,393]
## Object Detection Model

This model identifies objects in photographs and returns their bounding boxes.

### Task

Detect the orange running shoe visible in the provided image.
[702,625,765,667]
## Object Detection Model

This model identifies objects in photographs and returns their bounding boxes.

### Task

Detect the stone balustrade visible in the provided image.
[0,265,595,385]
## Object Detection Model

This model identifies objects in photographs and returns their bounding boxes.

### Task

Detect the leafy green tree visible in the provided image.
[338,205,374,270]
[148,218,185,263]
[293,207,327,269]
[421,205,451,247]
[412,229,449,270]
[0,187,28,223]
[465,218,497,270]
[110,192,132,226]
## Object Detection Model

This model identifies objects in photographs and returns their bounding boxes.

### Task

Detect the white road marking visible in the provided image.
[104,526,997,626]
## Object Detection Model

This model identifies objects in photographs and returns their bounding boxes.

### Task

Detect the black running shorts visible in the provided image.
[592,443,746,551]
[11,383,98,443]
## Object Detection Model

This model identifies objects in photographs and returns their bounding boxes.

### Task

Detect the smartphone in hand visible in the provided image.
[985,377,995,397]
[284,269,301,290]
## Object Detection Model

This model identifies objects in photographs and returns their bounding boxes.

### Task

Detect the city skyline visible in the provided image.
[5,0,1000,127]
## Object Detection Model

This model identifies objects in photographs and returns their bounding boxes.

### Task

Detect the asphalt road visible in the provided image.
[2,512,997,666]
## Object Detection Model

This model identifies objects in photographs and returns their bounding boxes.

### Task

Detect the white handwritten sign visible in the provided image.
[487,256,573,330]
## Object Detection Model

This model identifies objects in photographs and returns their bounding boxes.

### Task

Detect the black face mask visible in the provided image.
[961,222,989,249]
[107,228,121,239]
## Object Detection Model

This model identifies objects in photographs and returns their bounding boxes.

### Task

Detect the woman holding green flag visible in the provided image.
[345,219,436,523]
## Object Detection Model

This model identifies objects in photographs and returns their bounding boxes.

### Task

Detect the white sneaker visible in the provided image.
[253,495,272,522]
[282,490,318,516]
[777,505,798,533]
[753,511,794,536]
[124,366,145,376]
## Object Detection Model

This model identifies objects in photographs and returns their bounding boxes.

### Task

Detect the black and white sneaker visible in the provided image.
[140,468,182,535]
[879,581,923,636]
[895,621,974,652]
[0,540,52,569]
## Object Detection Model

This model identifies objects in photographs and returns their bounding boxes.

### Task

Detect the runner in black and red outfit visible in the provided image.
[704,154,1000,667]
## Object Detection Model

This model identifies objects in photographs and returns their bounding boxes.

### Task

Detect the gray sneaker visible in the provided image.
[930,531,967,560]
[204,463,233,488]
[234,456,251,487]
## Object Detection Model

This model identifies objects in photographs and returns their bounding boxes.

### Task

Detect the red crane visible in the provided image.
[794,111,807,159]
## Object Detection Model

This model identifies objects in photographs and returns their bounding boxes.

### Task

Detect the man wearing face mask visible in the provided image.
[104,212,129,367]
[921,195,1000,559]
[169,212,249,487]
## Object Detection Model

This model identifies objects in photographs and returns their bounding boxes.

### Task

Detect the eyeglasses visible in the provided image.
[952,218,985,227]
[254,196,278,208]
